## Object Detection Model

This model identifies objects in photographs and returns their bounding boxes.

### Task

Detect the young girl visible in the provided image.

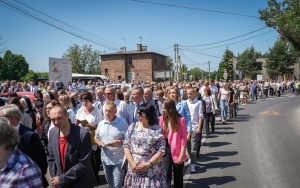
[159,99,187,188]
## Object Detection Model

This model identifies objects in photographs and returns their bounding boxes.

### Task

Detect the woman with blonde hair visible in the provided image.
[159,99,187,188]
[218,83,230,123]
[58,94,75,123]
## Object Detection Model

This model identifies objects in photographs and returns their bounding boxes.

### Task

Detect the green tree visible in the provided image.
[218,48,234,81]
[179,64,188,81]
[36,72,49,78]
[265,39,297,79]
[259,0,300,52]
[20,70,38,82]
[188,67,201,81]
[237,46,262,79]
[166,56,174,70]
[63,44,101,74]
[2,50,29,81]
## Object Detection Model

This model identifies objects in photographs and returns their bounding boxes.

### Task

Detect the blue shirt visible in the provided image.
[95,116,128,165]
[176,100,192,132]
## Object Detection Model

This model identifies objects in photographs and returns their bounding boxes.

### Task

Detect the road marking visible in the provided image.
[258,110,281,116]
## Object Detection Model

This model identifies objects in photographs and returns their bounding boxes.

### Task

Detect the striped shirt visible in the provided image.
[0,148,43,188]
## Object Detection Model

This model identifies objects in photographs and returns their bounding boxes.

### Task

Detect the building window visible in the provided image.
[128,57,132,65]
[105,69,108,74]
[118,75,122,80]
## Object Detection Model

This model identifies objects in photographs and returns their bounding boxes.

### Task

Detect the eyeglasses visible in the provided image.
[104,93,112,95]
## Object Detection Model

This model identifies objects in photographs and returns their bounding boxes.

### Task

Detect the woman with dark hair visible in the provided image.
[203,87,217,134]
[34,90,43,101]
[159,99,187,188]
[123,103,167,187]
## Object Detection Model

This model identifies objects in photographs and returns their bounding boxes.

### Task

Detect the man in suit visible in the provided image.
[48,104,95,188]
[0,104,48,187]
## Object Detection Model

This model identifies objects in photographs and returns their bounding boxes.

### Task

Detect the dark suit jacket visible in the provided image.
[47,124,95,188]
[18,124,48,187]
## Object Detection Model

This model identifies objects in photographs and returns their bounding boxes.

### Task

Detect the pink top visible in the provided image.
[159,116,187,162]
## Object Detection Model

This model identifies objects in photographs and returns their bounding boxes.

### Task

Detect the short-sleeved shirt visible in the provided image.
[95,116,128,165]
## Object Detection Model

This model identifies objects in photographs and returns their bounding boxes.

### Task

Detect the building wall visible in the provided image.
[101,55,126,82]
[101,53,167,82]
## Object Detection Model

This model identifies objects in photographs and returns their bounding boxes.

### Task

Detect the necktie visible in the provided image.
[134,104,139,122]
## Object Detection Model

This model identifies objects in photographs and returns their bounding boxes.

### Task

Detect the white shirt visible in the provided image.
[186,98,203,131]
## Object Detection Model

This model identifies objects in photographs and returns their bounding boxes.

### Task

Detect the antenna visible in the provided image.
[138,36,142,44]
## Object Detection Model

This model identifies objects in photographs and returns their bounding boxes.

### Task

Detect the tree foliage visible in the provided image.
[259,0,300,52]
[265,38,297,79]
[218,48,234,81]
[0,50,29,81]
[63,44,101,74]
[237,46,262,79]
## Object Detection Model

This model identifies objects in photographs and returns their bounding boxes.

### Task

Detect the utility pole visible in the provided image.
[174,44,177,81]
[208,61,211,80]
[173,44,180,82]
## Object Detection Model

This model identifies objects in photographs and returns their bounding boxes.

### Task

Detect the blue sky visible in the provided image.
[0,0,279,72]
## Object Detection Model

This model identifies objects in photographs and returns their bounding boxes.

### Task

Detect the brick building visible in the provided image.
[100,44,168,82]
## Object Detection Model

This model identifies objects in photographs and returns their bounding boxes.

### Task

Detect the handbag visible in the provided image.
[121,122,136,183]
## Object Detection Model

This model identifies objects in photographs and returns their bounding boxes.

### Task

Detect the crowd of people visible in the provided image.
[0,77,294,188]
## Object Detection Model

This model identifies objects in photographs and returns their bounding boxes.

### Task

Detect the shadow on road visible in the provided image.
[200,151,238,163]
[203,142,232,148]
[184,176,237,188]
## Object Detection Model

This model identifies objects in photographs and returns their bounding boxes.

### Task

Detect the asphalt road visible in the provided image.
[184,93,300,188]
[94,93,300,188]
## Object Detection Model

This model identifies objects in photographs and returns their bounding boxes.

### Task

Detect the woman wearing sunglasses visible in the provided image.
[159,99,187,188]
[123,103,167,188]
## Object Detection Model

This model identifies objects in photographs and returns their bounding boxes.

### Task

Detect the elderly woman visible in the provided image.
[123,103,167,188]
[0,117,43,187]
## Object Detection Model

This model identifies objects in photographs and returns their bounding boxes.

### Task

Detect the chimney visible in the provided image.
[142,46,147,51]
[137,44,142,51]
[120,47,126,52]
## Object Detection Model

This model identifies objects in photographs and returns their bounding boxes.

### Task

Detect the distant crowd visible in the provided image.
[0,77,297,187]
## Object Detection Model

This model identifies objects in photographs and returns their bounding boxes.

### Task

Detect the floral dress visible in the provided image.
[123,122,167,188]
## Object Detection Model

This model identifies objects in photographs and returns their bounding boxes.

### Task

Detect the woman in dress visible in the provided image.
[218,84,230,123]
[74,91,102,181]
[123,103,167,188]
[159,99,187,188]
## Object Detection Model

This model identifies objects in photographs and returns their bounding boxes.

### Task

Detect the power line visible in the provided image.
[180,27,268,47]
[180,48,222,59]
[181,30,275,51]
[14,0,123,49]
[0,0,120,51]
[130,0,259,18]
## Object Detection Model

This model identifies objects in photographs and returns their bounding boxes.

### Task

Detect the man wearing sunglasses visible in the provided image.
[103,87,130,123]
